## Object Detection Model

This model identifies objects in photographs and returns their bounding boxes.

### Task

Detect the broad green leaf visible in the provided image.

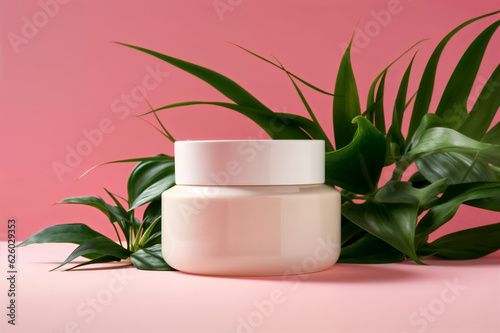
[420,223,500,259]
[333,41,361,149]
[435,20,500,128]
[409,127,494,158]
[405,114,447,153]
[130,244,175,271]
[59,196,129,223]
[52,238,132,271]
[407,11,500,141]
[325,116,386,194]
[64,255,123,271]
[342,200,422,263]
[374,179,447,211]
[416,182,500,240]
[231,43,335,96]
[397,126,496,181]
[141,101,311,140]
[127,154,175,210]
[18,223,107,247]
[339,233,405,264]
[416,152,498,185]
[460,63,500,140]
[116,42,273,112]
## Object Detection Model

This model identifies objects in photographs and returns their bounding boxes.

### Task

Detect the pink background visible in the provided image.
[1,0,499,241]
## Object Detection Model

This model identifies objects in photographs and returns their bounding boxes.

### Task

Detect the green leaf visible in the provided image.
[416,152,498,185]
[274,112,330,141]
[406,127,495,160]
[460,64,500,140]
[396,126,497,180]
[387,54,416,163]
[405,114,448,152]
[115,42,273,112]
[64,255,123,271]
[420,223,500,259]
[231,43,335,96]
[18,223,107,247]
[339,233,405,264]
[276,58,334,151]
[365,40,422,129]
[142,199,162,232]
[342,200,422,264]
[138,216,161,248]
[333,41,361,149]
[140,101,311,140]
[416,182,500,240]
[325,116,386,194]
[407,11,500,141]
[465,197,500,212]
[130,244,175,271]
[52,238,132,271]
[435,20,500,128]
[78,155,173,180]
[341,216,367,246]
[127,154,175,210]
[374,179,447,211]
[479,121,500,166]
[366,70,387,134]
[59,196,129,223]
[141,231,162,248]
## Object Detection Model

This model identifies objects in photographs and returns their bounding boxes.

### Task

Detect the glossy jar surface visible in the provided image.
[162,184,341,276]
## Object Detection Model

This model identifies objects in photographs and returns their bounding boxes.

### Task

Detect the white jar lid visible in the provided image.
[174,140,325,185]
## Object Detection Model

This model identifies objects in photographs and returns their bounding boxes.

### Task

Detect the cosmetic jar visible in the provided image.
[162,140,341,276]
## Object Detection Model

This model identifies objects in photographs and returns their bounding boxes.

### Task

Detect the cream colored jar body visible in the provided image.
[162,184,341,276]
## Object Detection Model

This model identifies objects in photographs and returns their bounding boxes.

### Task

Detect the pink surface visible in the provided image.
[1,0,500,241]
[1,242,499,333]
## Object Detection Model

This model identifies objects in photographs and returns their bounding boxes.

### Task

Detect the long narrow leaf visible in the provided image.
[230,43,335,96]
[339,233,405,264]
[140,101,312,139]
[18,223,107,247]
[416,182,500,240]
[420,223,500,259]
[51,238,132,271]
[435,20,500,128]
[386,54,417,163]
[460,63,500,140]
[115,42,273,112]
[333,41,361,149]
[276,59,334,151]
[78,155,173,181]
[407,11,500,141]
